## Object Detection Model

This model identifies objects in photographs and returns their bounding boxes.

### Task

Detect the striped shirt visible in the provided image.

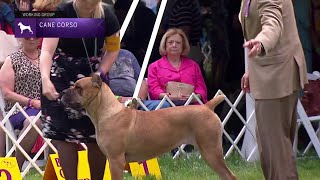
[168,0,201,45]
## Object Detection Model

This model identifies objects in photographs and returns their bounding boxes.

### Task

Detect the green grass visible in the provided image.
[135,153,263,180]
[25,152,320,180]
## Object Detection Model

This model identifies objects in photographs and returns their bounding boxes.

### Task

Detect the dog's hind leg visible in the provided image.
[108,155,126,180]
[197,142,236,180]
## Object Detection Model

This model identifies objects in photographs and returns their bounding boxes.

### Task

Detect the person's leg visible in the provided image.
[255,92,298,180]
[86,143,107,180]
[15,115,41,170]
[142,100,171,110]
[52,140,78,180]
[290,92,299,144]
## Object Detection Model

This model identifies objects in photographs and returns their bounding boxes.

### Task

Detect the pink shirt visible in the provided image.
[147,56,208,102]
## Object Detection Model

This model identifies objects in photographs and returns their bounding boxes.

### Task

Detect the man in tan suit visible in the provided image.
[239,0,308,179]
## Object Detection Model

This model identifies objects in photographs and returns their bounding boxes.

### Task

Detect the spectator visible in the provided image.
[108,49,171,110]
[108,49,141,98]
[39,0,120,179]
[168,0,202,51]
[148,28,207,154]
[114,0,156,67]
[200,0,231,99]
[0,0,19,68]
[148,28,207,105]
[311,0,320,69]
[0,0,14,33]
[0,37,42,170]
[154,0,204,67]
[294,0,313,72]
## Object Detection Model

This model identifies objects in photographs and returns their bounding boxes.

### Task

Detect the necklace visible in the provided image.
[22,50,40,62]
[73,0,97,73]
[170,60,181,69]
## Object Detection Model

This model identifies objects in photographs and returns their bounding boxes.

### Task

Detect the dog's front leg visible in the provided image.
[109,155,126,180]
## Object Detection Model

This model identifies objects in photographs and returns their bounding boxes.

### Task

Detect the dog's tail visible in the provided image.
[205,95,225,110]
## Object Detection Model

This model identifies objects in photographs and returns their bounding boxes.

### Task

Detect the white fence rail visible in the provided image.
[1,103,57,178]
[134,89,257,160]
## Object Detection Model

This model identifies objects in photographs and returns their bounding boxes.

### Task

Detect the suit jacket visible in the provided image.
[239,0,308,99]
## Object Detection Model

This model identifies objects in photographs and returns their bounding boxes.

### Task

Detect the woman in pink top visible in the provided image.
[148,28,207,103]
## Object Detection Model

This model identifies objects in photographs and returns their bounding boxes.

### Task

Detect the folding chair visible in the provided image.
[293,73,320,157]
[294,101,320,157]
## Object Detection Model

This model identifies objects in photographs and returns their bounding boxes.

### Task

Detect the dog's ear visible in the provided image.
[125,98,139,109]
[131,98,138,105]
[91,73,102,88]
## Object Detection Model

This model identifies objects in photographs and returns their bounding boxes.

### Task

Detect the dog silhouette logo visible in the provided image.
[17,22,33,34]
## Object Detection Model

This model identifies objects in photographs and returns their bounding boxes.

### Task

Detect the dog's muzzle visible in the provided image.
[61,89,83,110]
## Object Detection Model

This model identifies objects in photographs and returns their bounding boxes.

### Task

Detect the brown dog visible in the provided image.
[61,74,236,180]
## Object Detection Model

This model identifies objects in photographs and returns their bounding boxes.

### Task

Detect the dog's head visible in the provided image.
[61,74,102,110]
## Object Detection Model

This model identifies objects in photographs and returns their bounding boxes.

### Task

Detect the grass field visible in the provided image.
[25,152,320,180]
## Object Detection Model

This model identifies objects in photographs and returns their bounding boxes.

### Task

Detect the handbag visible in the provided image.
[165,81,194,97]
[301,79,320,116]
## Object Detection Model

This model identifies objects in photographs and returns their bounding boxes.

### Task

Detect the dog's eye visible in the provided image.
[75,86,83,94]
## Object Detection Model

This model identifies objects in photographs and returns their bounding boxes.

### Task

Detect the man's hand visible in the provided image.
[243,39,264,57]
[241,72,250,93]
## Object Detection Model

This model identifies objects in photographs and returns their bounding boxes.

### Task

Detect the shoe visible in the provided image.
[184,144,194,153]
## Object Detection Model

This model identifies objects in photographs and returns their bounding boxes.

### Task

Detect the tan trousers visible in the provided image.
[255,91,299,180]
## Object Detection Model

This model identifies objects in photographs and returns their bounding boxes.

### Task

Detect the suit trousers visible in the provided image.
[255,91,299,180]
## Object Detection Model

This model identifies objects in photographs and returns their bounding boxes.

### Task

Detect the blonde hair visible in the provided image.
[93,0,105,18]
[159,28,190,56]
[73,0,105,18]
[33,0,62,10]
